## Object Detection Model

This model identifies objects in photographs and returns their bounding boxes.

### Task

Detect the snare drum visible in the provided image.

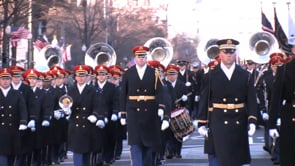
[170,107,195,141]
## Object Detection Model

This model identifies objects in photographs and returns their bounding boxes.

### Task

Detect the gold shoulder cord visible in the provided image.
[154,68,164,90]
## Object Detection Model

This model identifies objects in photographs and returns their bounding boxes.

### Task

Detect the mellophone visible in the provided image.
[170,107,195,142]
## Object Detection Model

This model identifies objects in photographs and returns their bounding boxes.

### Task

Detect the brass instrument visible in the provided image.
[84,43,117,68]
[248,32,278,64]
[34,45,64,72]
[59,94,73,110]
[197,38,219,65]
[144,37,173,68]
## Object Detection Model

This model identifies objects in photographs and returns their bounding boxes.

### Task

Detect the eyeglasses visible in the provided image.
[221,49,236,54]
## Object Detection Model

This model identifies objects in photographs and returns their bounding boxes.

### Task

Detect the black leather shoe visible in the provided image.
[263,145,271,154]
[273,159,280,165]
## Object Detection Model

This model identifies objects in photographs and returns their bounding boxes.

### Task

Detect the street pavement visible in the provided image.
[57,127,277,166]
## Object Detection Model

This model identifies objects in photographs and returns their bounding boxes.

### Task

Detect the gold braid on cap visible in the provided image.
[154,68,163,90]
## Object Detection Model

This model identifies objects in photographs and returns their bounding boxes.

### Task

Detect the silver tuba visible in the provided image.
[34,45,64,72]
[197,38,219,65]
[144,37,173,68]
[84,43,117,68]
[248,32,278,63]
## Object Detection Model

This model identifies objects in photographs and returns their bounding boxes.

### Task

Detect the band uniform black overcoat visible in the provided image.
[0,87,28,155]
[269,59,295,165]
[67,84,100,153]
[198,64,257,166]
[120,65,166,152]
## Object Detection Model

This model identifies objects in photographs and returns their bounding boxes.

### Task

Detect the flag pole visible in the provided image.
[27,0,33,69]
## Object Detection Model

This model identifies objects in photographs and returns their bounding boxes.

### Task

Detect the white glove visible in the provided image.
[96,120,105,128]
[198,126,208,137]
[269,129,280,139]
[111,114,118,121]
[54,110,62,120]
[120,118,126,125]
[185,82,191,87]
[182,135,190,142]
[63,107,72,115]
[87,115,97,123]
[248,123,256,136]
[262,113,269,121]
[181,95,188,102]
[161,120,169,131]
[276,118,281,126]
[19,124,27,130]
[193,120,198,129]
[42,120,50,127]
[27,120,36,129]
[195,95,200,102]
[158,108,164,120]
[118,112,122,118]
[104,117,108,124]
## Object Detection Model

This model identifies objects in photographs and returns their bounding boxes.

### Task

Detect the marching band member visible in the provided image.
[66,65,103,166]
[120,46,170,166]
[256,52,284,165]
[164,64,189,159]
[108,65,127,161]
[94,65,120,165]
[197,39,257,166]
[41,70,56,165]
[0,68,28,166]
[9,66,35,166]
[176,60,194,116]
[268,48,295,165]
[50,66,70,164]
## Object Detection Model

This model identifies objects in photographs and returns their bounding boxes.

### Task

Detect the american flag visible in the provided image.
[62,44,72,62]
[261,11,273,33]
[10,26,30,47]
[34,36,49,51]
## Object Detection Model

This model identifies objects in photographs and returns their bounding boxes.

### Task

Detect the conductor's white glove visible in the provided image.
[120,118,126,125]
[158,108,164,120]
[41,120,50,127]
[185,81,191,87]
[111,114,118,121]
[248,123,256,136]
[269,129,280,139]
[96,120,105,128]
[27,120,36,129]
[262,113,269,121]
[54,110,62,120]
[195,95,200,102]
[63,107,72,115]
[193,120,198,129]
[276,118,281,126]
[19,124,27,130]
[104,117,108,124]
[181,95,188,102]
[198,126,208,137]
[161,120,169,131]
[87,115,97,124]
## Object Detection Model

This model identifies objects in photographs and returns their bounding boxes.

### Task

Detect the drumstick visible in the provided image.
[175,92,192,104]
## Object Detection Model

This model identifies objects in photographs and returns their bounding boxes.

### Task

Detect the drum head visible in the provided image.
[171,108,185,118]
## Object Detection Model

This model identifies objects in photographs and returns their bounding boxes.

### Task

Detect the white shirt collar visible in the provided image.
[1,86,11,97]
[11,82,21,90]
[220,62,235,80]
[98,80,107,89]
[77,83,86,94]
[136,64,147,80]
